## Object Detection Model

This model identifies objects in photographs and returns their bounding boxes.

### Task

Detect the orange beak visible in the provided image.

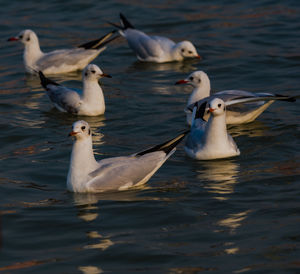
[209,108,215,113]
[68,131,78,137]
[195,54,202,59]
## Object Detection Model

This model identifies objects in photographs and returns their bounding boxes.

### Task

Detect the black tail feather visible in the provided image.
[39,71,60,89]
[136,130,190,157]
[120,13,135,29]
[78,30,119,50]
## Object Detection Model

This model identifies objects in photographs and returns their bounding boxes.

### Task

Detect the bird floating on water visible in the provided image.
[39,64,111,116]
[8,29,118,74]
[184,98,240,160]
[110,13,201,63]
[67,120,189,192]
[176,70,296,125]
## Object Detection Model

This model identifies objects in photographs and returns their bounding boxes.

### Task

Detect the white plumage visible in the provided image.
[39,64,111,116]
[67,120,188,192]
[8,29,118,74]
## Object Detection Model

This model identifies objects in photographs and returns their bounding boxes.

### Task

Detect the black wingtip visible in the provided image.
[120,13,135,29]
[78,30,120,50]
[107,21,123,29]
[136,130,190,157]
[195,101,208,121]
[39,71,59,89]
[275,93,296,102]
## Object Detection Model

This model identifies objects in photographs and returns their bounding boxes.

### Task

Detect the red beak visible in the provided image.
[8,37,19,42]
[68,131,78,137]
[209,108,215,113]
[175,79,189,85]
[195,54,202,59]
[101,73,112,78]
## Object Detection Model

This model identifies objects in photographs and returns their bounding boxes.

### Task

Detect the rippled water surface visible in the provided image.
[1,0,300,273]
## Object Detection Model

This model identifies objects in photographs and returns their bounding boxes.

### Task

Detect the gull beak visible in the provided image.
[8,37,19,42]
[68,131,78,137]
[175,79,189,85]
[209,108,215,113]
[195,54,202,59]
[101,73,112,78]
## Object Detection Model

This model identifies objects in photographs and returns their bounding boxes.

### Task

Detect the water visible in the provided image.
[0,0,300,273]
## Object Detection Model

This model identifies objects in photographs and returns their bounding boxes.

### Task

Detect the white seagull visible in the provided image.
[176,70,296,125]
[67,120,189,192]
[110,13,201,63]
[184,98,240,160]
[8,29,118,74]
[39,64,111,116]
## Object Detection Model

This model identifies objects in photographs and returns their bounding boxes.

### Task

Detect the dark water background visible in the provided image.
[0,0,300,273]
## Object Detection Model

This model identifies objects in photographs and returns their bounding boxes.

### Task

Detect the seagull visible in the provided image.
[110,13,201,63]
[67,120,189,192]
[184,98,240,160]
[8,29,118,74]
[175,70,296,125]
[39,64,111,116]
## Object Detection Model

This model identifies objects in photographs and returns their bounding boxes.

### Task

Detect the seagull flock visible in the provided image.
[8,13,297,192]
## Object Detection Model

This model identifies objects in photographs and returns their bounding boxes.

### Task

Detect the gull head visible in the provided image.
[176,70,209,88]
[208,98,226,117]
[69,120,91,140]
[177,41,201,59]
[8,29,39,46]
[83,64,112,81]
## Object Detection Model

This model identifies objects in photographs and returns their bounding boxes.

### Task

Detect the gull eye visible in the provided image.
[84,72,88,76]
[188,50,192,54]
[81,126,86,130]
[218,104,222,108]
[189,76,194,81]
[19,35,23,39]
[181,49,185,53]
[27,37,30,41]
[198,79,201,83]
[91,70,96,74]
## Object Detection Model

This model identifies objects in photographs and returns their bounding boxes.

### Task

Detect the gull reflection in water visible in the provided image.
[25,71,82,91]
[197,159,240,201]
[79,265,103,274]
[127,59,198,73]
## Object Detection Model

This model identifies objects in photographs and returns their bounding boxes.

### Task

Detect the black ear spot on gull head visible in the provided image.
[88,129,91,135]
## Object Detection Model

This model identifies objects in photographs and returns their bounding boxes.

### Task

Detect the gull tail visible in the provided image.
[78,30,120,50]
[39,71,60,89]
[136,130,190,157]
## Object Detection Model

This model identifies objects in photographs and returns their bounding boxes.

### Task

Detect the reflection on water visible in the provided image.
[197,159,240,200]
[228,120,271,138]
[127,59,199,73]
[25,71,82,91]
[79,266,103,274]
[85,231,114,251]
[217,210,252,234]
